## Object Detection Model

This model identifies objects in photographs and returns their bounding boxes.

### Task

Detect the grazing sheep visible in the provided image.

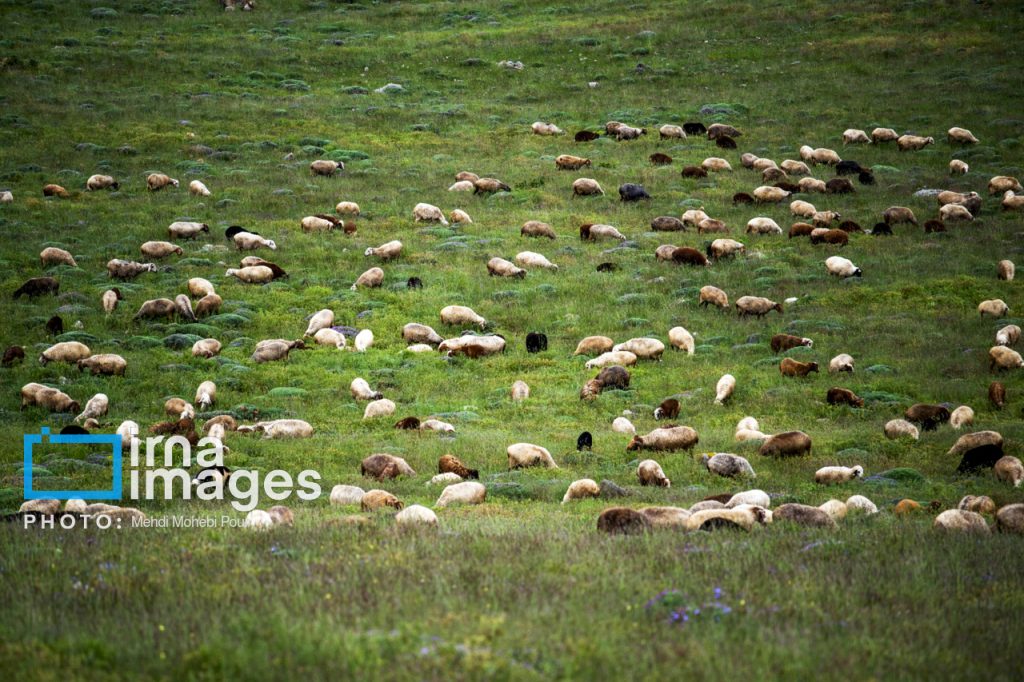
[812,211,842,228]
[745,217,782,235]
[394,416,420,430]
[300,215,338,233]
[412,202,448,225]
[449,209,472,224]
[949,405,975,430]
[651,216,686,232]
[990,345,1023,371]
[350,377,383,401]
[580,223,626,241]
[774,503,837,528]
[827,387,863,407]
[611,417,636,435]
[363,398,396,420]
[736,296,782,318]
[360,453,415,481]
[2,346,25,366]
[487,257,526,278]
[619,183,650,202]
[609,338,664,362]
[659,124,686,139]
[573,336,615,356]
[596,508,651,535]
[353,329,374,352]
[697,218,728,234]
[904,404,951,431]
[192,338,222,359]
[843,495,877,514]
[438,454,478,480]
[254,419,313,439]
[107,259,157,280]
[682,166,709,178]
[146,173,179,191]
[192,380,216,410]
[825,178,855,194]
[897,135,934,151]
[654,399,679,420]
[687,505,772,532]
[995,504,1024,533]
[790,200,817,218]
[699,285,729,309]
[515,251,558,271]
[989,175,1023,195]
[959,495,997,515]
[45,315,62,336]
[649,152,673,165]
[242,510,273,530]
[186,277,215,299]
[349,267,384,291]
[667,327,695,355]
[436,481,486,507]
[883,206,918,226]
[361,490,403,512]
[226,266,274,284]
[772,334,813,353]
[302,309,335,338]
[555,154,591,170]
[395,505,438,527]
[440,305,486,329]
[818,499,849,521]
[681,209,709,227]
[310,159,342,176]
[189,180,211,196]
[39,341,91,365]
[439,334,506,358]
[365,240,403,260]
[21,384,79,414]
[473,177,511,193]
[627,425,699,453]
[989,381,1006,409]
[780,357,819,377]
[714,374,735,405]
[420,418,454,433]
[979,299,1009,318]
[870,127,898,143]
[75,393,109,424]
[84,174,119,191]
[511,380,529,401]
[780,159,811,175]
[77,354,127,376]
[507,443,558,469]
[934,509,989,534]
[947,127,979,144]
[884,419,920,441]
[168,221,210,239]
[825,256,862,278]
[707,123,742,139]
[702,453,755,478]
[701,157,733,172]
[811,148,841,165]
[948,159,969,176]
[799,177,827,193]
[139,241,183,259]
[332,201,360,217]
[521,220,557,239]
[726,490,770,508]
[430,473,462,485]
[996,325,1020,347]
[571,178,604,197]
[402,323,443,346]
[827,353,854,374]
[706,239,744,260]
[190,293,221,319]
[994,456,1023,487]
[759,431,812,458]
[995,260,1015,284]
[936,190,979,207]
[615,125,646,141]
[815,465,864,485]
[637,459,671,487]
[939,204,973,222]
[250,338,304,363]
[233,232,276,251]
[39,247,77,268]
[753,186,790,203]
[842,129,871,145]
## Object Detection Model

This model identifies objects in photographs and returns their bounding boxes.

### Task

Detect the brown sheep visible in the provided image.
[699,285,729,309]
[775,503,836,528]
[361,453,416,481]
[521,221,557,239]
[681,166,709,178]
[649,152,673,166]
[2,345,25,366]
[759,431,813,458]
[42,184,69,198]
[438,454,479,480]
[904,404,951,431]
[825,178,855,194]
[788,222,815,239]
[780,357,819,377]
[651,216,686,232]
[827,387,864,407]
[670,247,709,266]
[923,220,946,233]
[194,294,223,318]
[809,229,849,246]
[626,425,699,452]
[134,298,177,321]
[555,155,591,171]
[474,177,511,194]
[597,508,651,535]
[707,123,742,140]
[361,490,404,512]
[654,398,680,420]
[771,334,813,353]
[393,416,421,430]
[989,381,1006,409]
[884,206,918,226]
[13,277,59,299]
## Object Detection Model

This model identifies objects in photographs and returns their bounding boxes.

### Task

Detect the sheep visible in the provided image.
[989,381,1006,409]
[615,125,646,141]
[799,177,827,193]
[653,399,679,420]
[310,159,342,176]
[163,397,195,420]
[531,121,564,135]
[395,505,438,527]
[825,387,862,407]
[706,239,744,261]
[449,209,472,224]
[771,334,812,353]
[487,257,527,278]
[420,419,454,433]
[473,177,511,193]
[401,323,442,347]
[147,173,179,191]
[350,377,383,401]
[82,174,119,191]
[668,327,695,355]
[996,325,1020,346]
[989,176,1024,197]
[779,357,818,378]
[979,299,1009,318]
[990,345,1023,371]
[226,266,274,284]
[944,126,978,144]
[514,251,558,271]
[883,206,918,226]
[192,338,222,359]
[440,305,486,329]
[612,417,636,435]
[175,292,196,321]
[745,217,782,235]
[349,329,372,352]
[636,459,670,487]
[580,223,626,241]
[412,202,449,225]
[39,341,91,365]
[255,419,313,439]
[884,419,920,441]
[613,337,665,360]
[440,334,505,357]
[762,167,787,183]
[138,241,183,260]
[585,351,637,369]
[188,380,217,411]
[2,346,25,366]
[619,183,651,202]
[817,499,848,522]
[825,256,862,278]
[190,293,221,319]
[77,354,127,376]
[947,430,1003,458]
[681,209,709,227]
[597,508,652,535]
[759,431,812,457]
[936,190,978,207]
[815,465,864,485]
[302,309,334,338]
[573,336,614,356]
[1002,191,1024,211]
[571,178,604,197]
[904,404,951,431]
[627,425,699,453]
[659,124,686,139]
[842,129,871,145]
[332,201,360,217]
[21,384,79,414]
[39,246,77,268]
[649,153,673,166]
[555,154,591,171]
[511,380,530,401]
[702,453,755,478]
[939,204,973,222]
[361,490,404,512]
[300,215,337,233]
[934,509,989,534]
[507,443,558,469]
[823,353,854,374]
[362,398,396,420]
[699,285,729,309]
[811,147,841,165]
[360,453,415,481]
[812,211,841,228]
[776,160,808,177]
[722,490,771,510]
[737,417,760,434]
[995,456,1023,487]
[696,218,727,235]
[250,338,304,363]
[189,180,211,196]
[896,135,934,151]
[431,454,477,481]
[363,240,402,261]
[233,232,276,251]
[682,166,709,179]
[75,393,109,423]
[995,504,1024,534]
[107,259,157,281]
[948,405,975,430]
[185,278,215,299]
[168,221,209,239]
[736,296,782,318]
[753,186,790,203]
[448,180,475,193]
[790,200,817,218]
[521,220,557,239]
[774,503,836,528]
[701,157,732,172]
[958,495,997,515]
[707,123,742,139]
[713,374,736,405]
[436,481,486,508]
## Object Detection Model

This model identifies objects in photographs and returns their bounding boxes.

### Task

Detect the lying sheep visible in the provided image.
[77,354,127,376]
[147,173,179,191]
[365,240,403,261]
[436,481,486,507]
[532,121,564,135]
[507,443,558,469]
[897,135,934,151]
[990,345,1023,371]
[627,425,699,452]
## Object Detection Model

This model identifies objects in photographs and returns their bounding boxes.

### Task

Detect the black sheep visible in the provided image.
[619,183,650,202]
[683,122,707,135]
[574,130,599,142]
[526,332,548,353]
[13,277,59,299]
[576,432,593,451]
[46,315,64,336]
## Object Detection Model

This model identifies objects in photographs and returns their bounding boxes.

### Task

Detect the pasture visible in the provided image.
[0,0,1022,679]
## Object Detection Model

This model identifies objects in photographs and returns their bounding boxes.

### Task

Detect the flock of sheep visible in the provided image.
[5,113,1023,537]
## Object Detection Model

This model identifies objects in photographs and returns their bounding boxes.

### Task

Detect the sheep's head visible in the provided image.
[773,303,784,314]
[69,400,81,413]
[808,362,820,373]
[626,436,643,451]
[852,465,864,479]
[170,179,180,187]
[853,267,863,277]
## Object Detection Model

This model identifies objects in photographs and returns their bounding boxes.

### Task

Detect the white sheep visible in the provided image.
[435,481,486,507]
[612,416,636,434]
[949,405,975,429]
[812,147,841,165]
[585,350,637,369]
[996,325,1020,347]
[572,178,604,196]
[825,256,862,278]
[780,159,811,175]
[753,186,790,203]
[668,327,695,355]
[947,127,978,144]
[233,232,276,251]
[612,338,664,360]
[845,495,878,514]
[188,277,216,298]
[815,465,864,484]
[195,380,216,409]
[448,180,475,192]
[949,159,969,175]
[256,419,313,439]
[365,240,403,260]
[413,202,448,225]
[842,129,871,145]
[531,121,564,135]
[363,398,396,420]
[192,338,221,358]
[450,209,472,223]
[226,266,274,284]
[40,247,78,267]
[116,420,140,450]
[354,329,374,352]
[746,217,782,235]
[978,299,1009,317]
[726,489,770,508]
[637,458,670,487]
[884,419,920,441]
[701,157,732,172]
[75,393,109,423]
[659,124,685,139]
[701,453,755,478]
[168,221,209,239]
[507,443,558,469]
[350,377,382,401]
[429,473,463,485]
[243,510,274,530]
[990,345,1023,370]
[314,328,347,349]
[799,177,827,193]
[351,267,384,290]
[335,201,360,216]
[302,310,334,338]
[829,353,854,373]
[395,505,439,526]
[934,509,989,534]
[420,419,455,433]
[562,479,601,503]
[511,380,530,401]
[189,180,211,196]
[440,305,487,329]
[790,200,817,218]
[515,251,558,270]
[714,374,735,404]
[939,204,973,222]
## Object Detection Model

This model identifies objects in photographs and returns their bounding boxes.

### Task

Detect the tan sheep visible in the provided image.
[883,206,918,226]
[227,266,274,284]
[753,186,790,203]
[627,425,699,452]
[871,127,899,142]
[363,398,396,420]
[959,495,996,514]
[555,154,591,170]
[39,341,91,365]
[612,337,665,360]
[896,134,934,151]
[21,384,79,413]
[310,159,342,176]
[989,175,1023,195]
[189,180,211,196]
[515,251,558,270]
[507,443,558,469]
[842,129,870,144]
[584,350,637,369]
[815,465,864,484]
[86,174,119,190]
[531,121,563,135]
[745,217,782,235]
[77,354,127,376]
[194,293,222,318]
[701,157,732,172]
[562,479,600,503]
[714,374,736,404]
[934,509,989,534]
[335,201,360,216]
[571,178,604,196]
[949,159,969,175]
[780,159,811,175]
[511,380,530,401]
[75,393,109,423]
[990,345,1023,370]
[435,481,486,507]
[939,204,973,222]
[141,241,183,259]
[637,459,670,487]
[351,267,384,290]
[487,257,526,278]
[107,259,157,280]
[361,490,403,512]
[40,247,77,268]
[949,405,974,429]
[996,324,1020,346]
[146,173,179,191]
[521,220,557,239]
[1003,192,1024,211]
[365,240,403,261]
[799,177,827,193]
[736,296,782,317]
[580,223,625,241]
[413,202,448,225]
[668,327,694,355]
[979,299,1009,318]
[994,456,1023,487]
[812,147,842,165]
[699,285,729,309]
[440,305,486,329]
[450,209,472,223]
[947,127,979,144]
[192,338,222,359]
[790,200,817,218]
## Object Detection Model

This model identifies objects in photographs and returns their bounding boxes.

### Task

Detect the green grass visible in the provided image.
[1,0,1023,679]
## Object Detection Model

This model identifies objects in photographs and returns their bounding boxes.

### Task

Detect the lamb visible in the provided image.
[365,240,403,260]
[736,296,782,318]
[714,374,735,404]
[774,503,836,528]
[440,305,486,329]
[904,404,951,430]
[995,456,1023,487]
[771,334,813,353]
[585,351,637,369]
[555,154,591,170]
[580,223,626,241]
[815,465,864,485]
[473,177,511,194]
[515,251,558,270]
[511,380,530,401]
[532,121,564,135]
[949,405,975,429]
[883,206,918,226]
[310,160,342,176]
[413,202,449,225]
[361,490,404,512]
[668,327,695,355]
[395,505,438,527]
[521,220,557,239]
[194,294,222,318]
[507,443,558,469]
[939,204,973,222]
[799,177,827,193]
[192,338,222,359]
[702,453,755,478]
[487,257,526,278]
[39,341,91,365]
[39,247,77,268]
[77,354,127,376]
[637,459,670,487]
[612,337,665,360]
[573,336,615,356]
[255,419,313,439]
[701,157,733,172]
[250,338,304,363]
[350,377,383,401]
[812,147,842,165]
[934,509,989,534]
[996,325,1020,346]
[403,323,443,346]
[107,259,157,280]
[21,385,79,413]
[842,129,871,145]
[745,217,782,235]
[597,508,652,535]
[147,173,179,191]
[896,135,934,151]
[699,285,729,309]
[627,425,699,453]
[825,256,862,278]
[363,398,396,420]
[303,309,334,337]
[361,453,416,480]
[759,431,812,457]
[659,124,686,139]
[989,381,1006,409]
[990,345,1023,370]
[978,299,1009,318]
[885,419,920,440]
[75,393,109,423]
[436,481,486,507]
[226,265,274,284]
[189,180,211,196]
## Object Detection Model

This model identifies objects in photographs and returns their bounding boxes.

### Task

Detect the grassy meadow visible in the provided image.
[1,0,1023,678]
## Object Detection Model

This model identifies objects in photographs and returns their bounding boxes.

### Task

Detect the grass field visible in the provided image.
[1,0,1023,679]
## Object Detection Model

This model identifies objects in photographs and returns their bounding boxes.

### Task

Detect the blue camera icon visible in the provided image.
[23,427,123,501]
